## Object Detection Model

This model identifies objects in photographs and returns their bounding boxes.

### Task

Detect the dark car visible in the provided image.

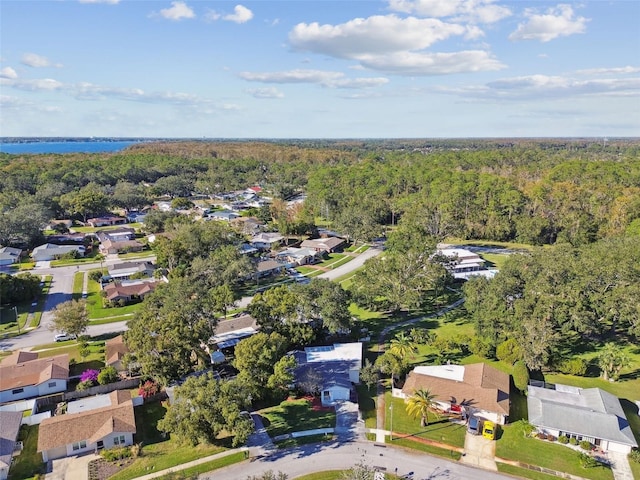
[467,416,482,435]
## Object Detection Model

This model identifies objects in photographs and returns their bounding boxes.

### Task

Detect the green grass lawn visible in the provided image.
[0,275,52,335]
[388,437,462,460]
[259,398,336,438]
[496,420,613,480]
[118,250,155,260]
[72,271,85,297]
[384,393,466,448]
[629,458,640,480]
[479,253,511,270]
[84,276,144,320]
[497,463,565,480]
[357,384,377,429]
[8,425,44,480]
[109,402,230,480]
[33,340,106,375]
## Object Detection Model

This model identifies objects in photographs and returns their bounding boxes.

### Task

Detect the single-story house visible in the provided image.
[435,248,497,280]
[105,335,130,371]
[46,233,86,245]
[255,260,285,278]
[209,314,259,350]
[398,363,510,425]
[38,390,136,462]
[527,384,638,453]
[250,232,284,251]
[206,210,240,222]
[87,216,127,227]
[96,227,136,243]
[275,247,321,266]
[0,247,22,266]
[230,217,265,236]
[99,239,145,255]
[31,244,85,262]
[0,353,69,403]
[126,212,147,223]
[292,343,363,406]
[0,411,22,480]
[103,280,159,304]
[238,243,259,255]
[107,261,155,280]
[300,237,346,254]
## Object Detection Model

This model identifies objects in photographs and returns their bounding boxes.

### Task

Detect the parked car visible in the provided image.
[54,332,77,342]
[482,420,496,440]
[467,416,482,435]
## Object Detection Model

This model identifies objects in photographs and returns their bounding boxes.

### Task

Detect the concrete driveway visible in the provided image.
[461,431,497,470]
[45,453,98,480]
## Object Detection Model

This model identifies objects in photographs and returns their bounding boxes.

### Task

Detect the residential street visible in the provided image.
[202,440,513,480]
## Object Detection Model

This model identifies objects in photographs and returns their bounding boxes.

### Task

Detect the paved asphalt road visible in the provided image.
[1,247,383,351]
[202,440,512,480]
[0,258,129,351]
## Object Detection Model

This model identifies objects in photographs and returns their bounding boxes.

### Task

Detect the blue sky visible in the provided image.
[1,0,639,138]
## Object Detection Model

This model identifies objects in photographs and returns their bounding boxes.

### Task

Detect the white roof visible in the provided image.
[413,364,465,382]
[67,393,114,414]
[304,343,362,364]
[211,327,257,349]
[438,248,481,261]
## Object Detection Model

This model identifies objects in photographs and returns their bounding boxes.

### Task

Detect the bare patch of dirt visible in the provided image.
[88,457,134,480]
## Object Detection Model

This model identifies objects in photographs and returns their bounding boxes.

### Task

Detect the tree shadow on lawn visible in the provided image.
[618,368,640,381]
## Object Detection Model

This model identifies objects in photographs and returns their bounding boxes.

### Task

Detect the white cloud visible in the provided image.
[205,9,221,21]
[388,0,512,24]
[358,50,504,75]
[246,87,284,99]
[0,67,18,79]
[290,15,466,57]
[6,78,65,91]
[288,14,502,76]
[509,4,588,42]
[21,53,62,68]
[438,73,640,100]
[576,66,640,75]
[159,1,195,21]
[224,5,253,24]
[239,69,389,89]
[78,0,120,4]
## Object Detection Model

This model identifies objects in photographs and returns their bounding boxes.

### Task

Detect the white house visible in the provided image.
[293,343,363,406]
[528,384,638,453]
[38,390,136,462]
[0,246,22,266]
[250,232,284,251]
[0,352,69,403]
[398,363,510,425]
[435,248,497,280]
[206,210,240,222]
[31,244,85,262]
[107,261,155,280]
[275,247,321,266]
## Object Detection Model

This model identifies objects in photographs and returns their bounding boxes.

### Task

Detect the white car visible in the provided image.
[54,333,77,342]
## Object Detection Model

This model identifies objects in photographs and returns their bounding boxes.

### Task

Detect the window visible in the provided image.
[72,440,87,451]
[113,435,126,446]
[48,382,57,388]
[12,388,24,395]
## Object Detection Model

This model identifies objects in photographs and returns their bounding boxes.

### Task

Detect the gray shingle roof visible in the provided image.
[527,385,638,447]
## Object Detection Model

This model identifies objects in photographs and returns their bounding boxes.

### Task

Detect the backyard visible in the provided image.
[7,425,44,480]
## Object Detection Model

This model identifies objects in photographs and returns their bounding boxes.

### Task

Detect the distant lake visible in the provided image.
[0,140,142,154]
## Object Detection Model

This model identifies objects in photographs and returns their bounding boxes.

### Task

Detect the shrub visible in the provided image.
[558,435,569,444]
[89,270,103,282]
[80,369,99,384]
[559,358,588,376]
[629,449,640,463]
[130,443,142,458]
[512,360,530,393]
[138,380,159,399]
[76,380,93,391]
[579,452,598,468]
[98,366,119,385]
[79,347,91,360]
[469,337,493,358]
[496,338,522,365]
[100,446,132,462]
[580,440,592,450]
[569,437,578,445]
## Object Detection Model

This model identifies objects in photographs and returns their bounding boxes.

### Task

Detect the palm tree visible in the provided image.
[388,331,418,362]
[406,388,438,427]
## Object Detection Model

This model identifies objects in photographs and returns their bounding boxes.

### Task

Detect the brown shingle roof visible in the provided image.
[1,350,39,366]
[0,354,69,391]
[401,363,510,416]
[105,335,129,366]
[300,237,345,251]
[214,315,258,336]
[103,281,157,301]
[37,397,136,452]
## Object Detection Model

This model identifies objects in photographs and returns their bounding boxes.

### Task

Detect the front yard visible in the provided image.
[107,401,231,480]
[496,420,614,480]
[258,397,336,440]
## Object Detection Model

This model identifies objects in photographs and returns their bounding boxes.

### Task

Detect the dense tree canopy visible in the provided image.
[463,236,640,371]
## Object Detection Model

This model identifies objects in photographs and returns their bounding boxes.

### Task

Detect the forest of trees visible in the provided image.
[1,138,638,248]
